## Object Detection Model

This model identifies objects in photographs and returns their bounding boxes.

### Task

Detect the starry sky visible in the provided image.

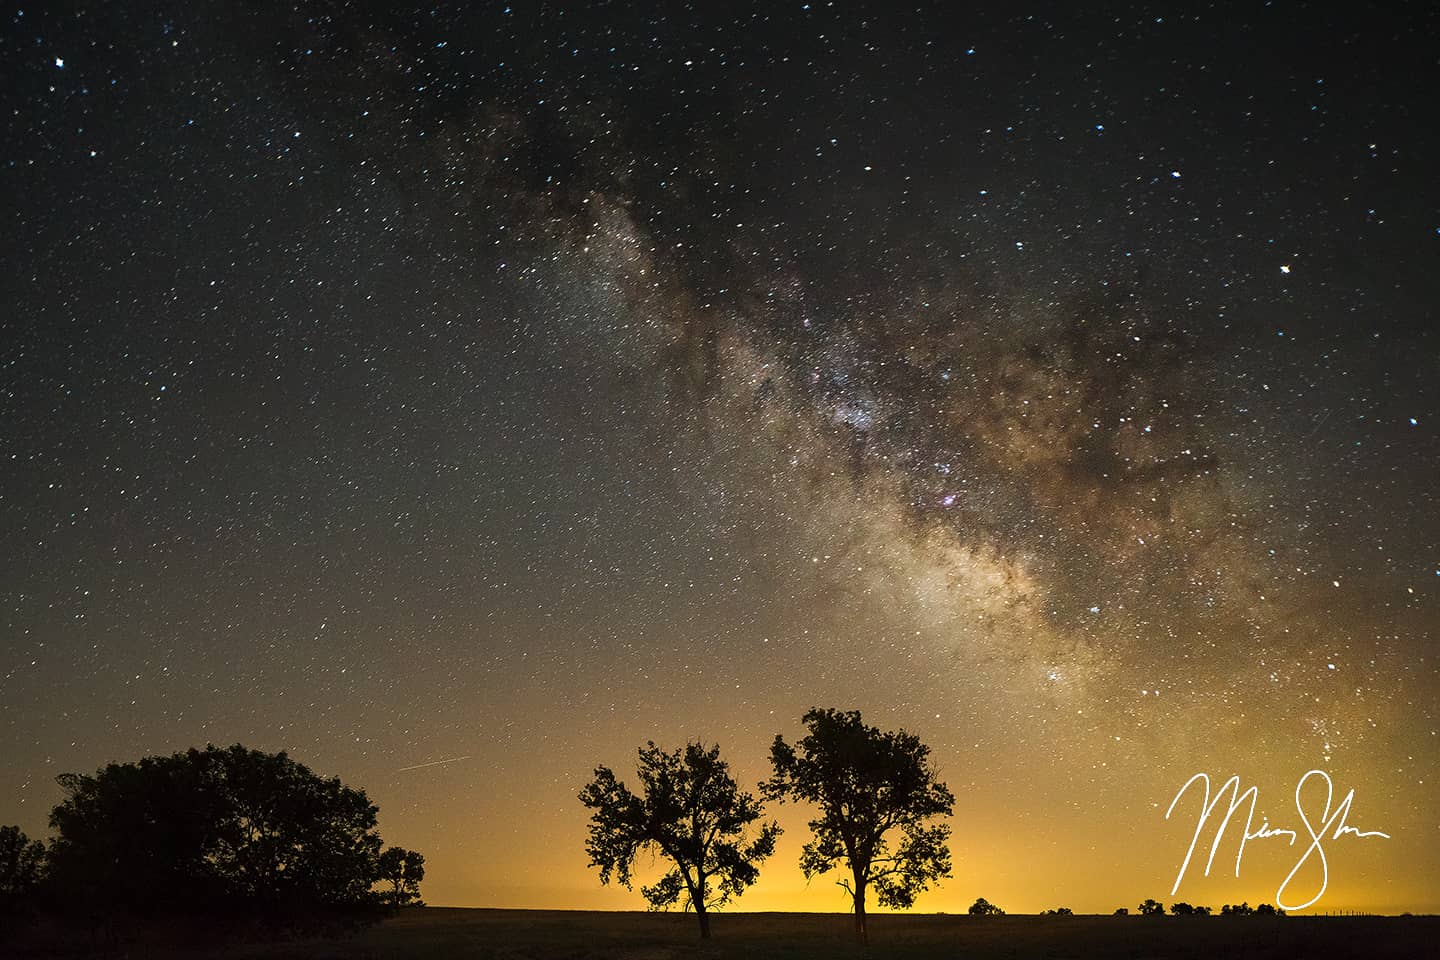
[2,2,1437,915]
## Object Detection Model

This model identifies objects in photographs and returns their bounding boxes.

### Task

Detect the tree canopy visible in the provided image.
[765,708,954,945]
[45,744,398,922]
[377,847,426,908]
[0,825,46,907]
[579,741,780,939]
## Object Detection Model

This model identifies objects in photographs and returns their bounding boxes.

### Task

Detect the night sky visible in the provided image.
[2,2,1437,914]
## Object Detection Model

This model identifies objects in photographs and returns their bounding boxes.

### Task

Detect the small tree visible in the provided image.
[969,897,1004,916]
[766,708,954,946]
[1139,898,1165,916]
[376,847,425,907]
[0,825,46,906]
[579,741,779,939]
[1113,907,1129,916]
[1170,901,1195,916]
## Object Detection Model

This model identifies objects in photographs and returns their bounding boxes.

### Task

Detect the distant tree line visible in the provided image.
[1132,897,1285,917]
[0,744,423,946]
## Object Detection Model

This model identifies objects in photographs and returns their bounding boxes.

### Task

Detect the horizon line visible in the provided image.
[413,905,1439,918]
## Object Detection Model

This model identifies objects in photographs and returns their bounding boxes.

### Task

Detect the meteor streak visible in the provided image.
[397,756,471,773]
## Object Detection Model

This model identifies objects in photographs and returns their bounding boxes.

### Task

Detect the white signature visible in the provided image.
[1165,770,1390,911]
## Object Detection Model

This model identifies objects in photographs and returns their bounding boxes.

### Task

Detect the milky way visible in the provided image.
[2,3,1436,913]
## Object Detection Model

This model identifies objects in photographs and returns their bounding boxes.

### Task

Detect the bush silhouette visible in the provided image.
[969,897,1004,916]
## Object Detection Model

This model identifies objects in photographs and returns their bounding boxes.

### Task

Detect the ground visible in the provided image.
[7,908,1436,958]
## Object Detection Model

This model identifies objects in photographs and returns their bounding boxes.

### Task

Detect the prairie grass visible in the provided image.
[8,908,1436,959]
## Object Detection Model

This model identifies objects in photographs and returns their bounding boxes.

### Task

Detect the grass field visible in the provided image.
[9,908,1437,959]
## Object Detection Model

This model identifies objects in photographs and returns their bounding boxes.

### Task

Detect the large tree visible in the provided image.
[46,744,389,922]
[765,708,954,945]
[579,741,780,939]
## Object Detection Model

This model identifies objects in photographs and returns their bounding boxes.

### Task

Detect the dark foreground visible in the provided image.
[7,908,1437,959]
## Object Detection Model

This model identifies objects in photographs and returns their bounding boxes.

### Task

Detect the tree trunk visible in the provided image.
[692,871,712,940]
[854,874,868,946]
[697,903,711,939]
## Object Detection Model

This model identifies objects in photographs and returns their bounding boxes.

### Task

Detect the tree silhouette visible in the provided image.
[0,825,46,907]
[376,847,426,907]
[765,708,954,945]
[1170,901,1195,916]
[969,897,1004,916]
[579,741,780,939]
[45,744,390,926]
[1138,898,1165,915]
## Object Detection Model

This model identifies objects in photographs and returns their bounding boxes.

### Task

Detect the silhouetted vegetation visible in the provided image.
[5,744,422,947]
[1043,906,1073,916]
[1130,900,1228,918]
[1219,901,1284,916]
[0,825,45,913]
[377,847,426,908]
[1113,907,1129,916]
[579,741,780,939]
[766,708,954,946]
[969,897,1005,916]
